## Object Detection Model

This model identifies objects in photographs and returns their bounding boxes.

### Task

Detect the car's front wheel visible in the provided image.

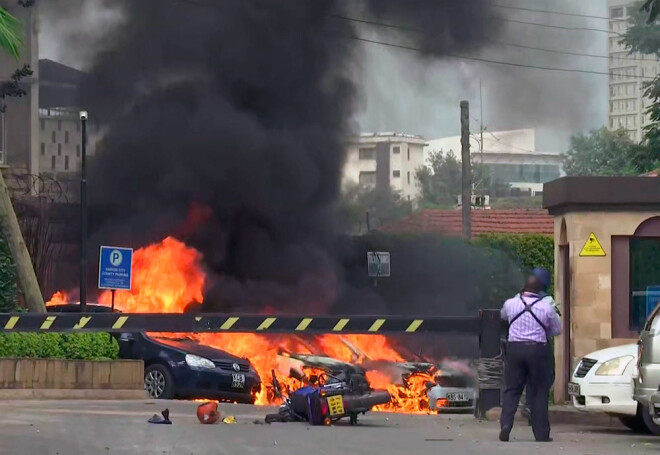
[619,414,648,433]
[144,364,174,399]
[640,404,660,435]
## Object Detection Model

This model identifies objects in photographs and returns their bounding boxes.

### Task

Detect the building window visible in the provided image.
[630,238,660,331]
[40,143,45,156]
[58,144,62,156]
[65,131,69,144]
[358,171,376,185]
[65,156,69,171]
[40,119,45,131]
[611,7,623,18]
[392,146,400,154]
[407,171,410,184]
[51,156,56,169]
[358,147,375,160]
[393,170,401,178]
[407,149,410,161]
[52,131,56,143]
[76,145,81,157]
[57,120,62,131]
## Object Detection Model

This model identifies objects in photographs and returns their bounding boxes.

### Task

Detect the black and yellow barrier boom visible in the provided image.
[0,313,481,334]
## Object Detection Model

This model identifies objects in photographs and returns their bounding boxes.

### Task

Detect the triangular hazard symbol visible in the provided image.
[580,232,606,257]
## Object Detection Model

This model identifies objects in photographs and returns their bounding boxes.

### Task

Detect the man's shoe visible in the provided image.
[499,427,511,442]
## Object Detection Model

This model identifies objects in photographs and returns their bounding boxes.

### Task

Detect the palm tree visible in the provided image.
[0,6,22,58]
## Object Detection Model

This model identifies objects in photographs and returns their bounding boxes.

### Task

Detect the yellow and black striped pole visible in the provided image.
[0,313,480,334]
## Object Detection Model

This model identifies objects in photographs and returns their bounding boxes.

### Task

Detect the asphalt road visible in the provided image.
[0,400,657,455]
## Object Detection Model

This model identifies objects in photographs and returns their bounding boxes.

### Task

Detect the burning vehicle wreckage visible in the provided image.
[262,341,477,425]
[46,238,477,424]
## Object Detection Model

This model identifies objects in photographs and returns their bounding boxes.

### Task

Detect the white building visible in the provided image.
[426,128,561,197]
[607,0,660,142]
[343,133,427,200]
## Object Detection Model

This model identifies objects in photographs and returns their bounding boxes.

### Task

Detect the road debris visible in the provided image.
[148,409,172,425]
[196,402,220,424]
[222,416,237,424]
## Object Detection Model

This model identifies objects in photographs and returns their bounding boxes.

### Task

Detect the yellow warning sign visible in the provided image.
[580,232,606,257]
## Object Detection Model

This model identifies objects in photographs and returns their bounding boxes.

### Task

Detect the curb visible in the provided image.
[548,408,623,427]
[485,406,625,428]
[0,389,148,400]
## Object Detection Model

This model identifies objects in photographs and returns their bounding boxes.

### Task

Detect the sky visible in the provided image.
[39,0,609,154]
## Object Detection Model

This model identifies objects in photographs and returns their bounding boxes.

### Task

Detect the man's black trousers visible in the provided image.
[501,341,551,441]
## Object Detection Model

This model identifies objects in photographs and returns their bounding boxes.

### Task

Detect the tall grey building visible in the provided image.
[607,0,660,142]
[0,3,40,175]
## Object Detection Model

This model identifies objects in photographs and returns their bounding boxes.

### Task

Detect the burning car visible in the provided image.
[426,369,476,412]
[46,304,261,402]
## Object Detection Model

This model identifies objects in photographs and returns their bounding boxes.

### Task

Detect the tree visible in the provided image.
[0,5,22,58]
[562,127,658,176]
[415,150,461,207]
[415,149,491,208]
[337,183,412,234]
[642,0,660,22]
[623,3,660,170]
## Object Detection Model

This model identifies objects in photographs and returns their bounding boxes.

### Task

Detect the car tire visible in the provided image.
[144,364,174,399]
[619,414,648,433]
[640,404,660,435]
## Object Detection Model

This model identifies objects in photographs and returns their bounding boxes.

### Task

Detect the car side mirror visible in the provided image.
[119,332,135,343]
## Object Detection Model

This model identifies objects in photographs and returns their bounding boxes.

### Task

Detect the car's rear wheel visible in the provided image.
[640,404,660,435]
[144,364,174,399]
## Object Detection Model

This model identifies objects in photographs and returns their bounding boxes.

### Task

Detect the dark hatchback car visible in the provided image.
[47,304,261,402]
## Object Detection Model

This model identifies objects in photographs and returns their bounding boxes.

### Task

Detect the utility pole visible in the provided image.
[0,170,46,312]
[79,111,88,312]
[460,101,472,240]
[480,80,484,168]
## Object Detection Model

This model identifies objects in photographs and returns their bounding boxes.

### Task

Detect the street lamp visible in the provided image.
[79,110,88,312]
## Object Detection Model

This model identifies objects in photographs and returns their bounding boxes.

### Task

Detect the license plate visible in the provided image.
[567,382,580,396]
[446,393,468,402]
[326,395,345,416]
[231,373,245,389]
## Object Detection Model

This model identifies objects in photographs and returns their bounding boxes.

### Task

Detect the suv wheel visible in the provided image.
[144,364,174,399]
[641,404,660,435]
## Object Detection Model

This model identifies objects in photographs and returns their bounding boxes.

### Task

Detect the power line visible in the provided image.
[502,17,617,34]
[489,3,611,20]
[328,13,648,62]
[336,33,655,80]
[170,0,652,78]
[492,40,657,62]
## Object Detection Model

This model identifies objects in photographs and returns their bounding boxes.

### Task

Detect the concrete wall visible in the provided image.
[553,211,660,401]
[0,359,143,390]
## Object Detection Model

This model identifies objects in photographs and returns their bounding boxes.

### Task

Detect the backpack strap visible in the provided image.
[509,294,548,333]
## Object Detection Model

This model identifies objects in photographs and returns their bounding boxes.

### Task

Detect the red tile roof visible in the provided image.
[381,209,554,236]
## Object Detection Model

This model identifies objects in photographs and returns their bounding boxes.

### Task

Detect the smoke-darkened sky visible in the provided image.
[40,0,608,153]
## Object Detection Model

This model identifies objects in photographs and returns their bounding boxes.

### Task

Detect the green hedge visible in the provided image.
[0,332,119,360]
[472,233,555,289]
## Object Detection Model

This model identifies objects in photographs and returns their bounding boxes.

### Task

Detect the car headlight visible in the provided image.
[595,356,634,376]
[185,354,215,369]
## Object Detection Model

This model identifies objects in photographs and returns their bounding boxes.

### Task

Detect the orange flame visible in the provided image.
[47,237,438,413]
[46,290,69,306]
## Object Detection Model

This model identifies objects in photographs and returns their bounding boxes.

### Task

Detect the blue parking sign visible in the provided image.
[98,246,133,290]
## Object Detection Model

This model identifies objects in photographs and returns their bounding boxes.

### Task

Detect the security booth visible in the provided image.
[544,177,660,402]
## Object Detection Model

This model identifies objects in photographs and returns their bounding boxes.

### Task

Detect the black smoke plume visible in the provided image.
[62,0,519,315]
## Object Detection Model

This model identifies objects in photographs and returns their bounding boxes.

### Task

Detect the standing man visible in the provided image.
[500,273,562,442]
[521,267,560,424]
